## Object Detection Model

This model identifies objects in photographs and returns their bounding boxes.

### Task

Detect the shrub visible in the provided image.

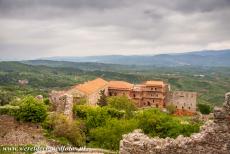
[84,107,110,129]
[0,105,19,116]
[136,109,200,138]
[105,107,125,119]
[73,105,125,130]
[197,103,211,114]
[73,105,95,119]
[107,96,137,118]
[166,104,177,114]
[16,96,47,123]
[89,118,138,150]
[0,92,12,105]
[42,113,86,147]
[43,98,50,105]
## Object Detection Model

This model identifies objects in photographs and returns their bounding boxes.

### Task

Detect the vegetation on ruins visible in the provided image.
[16,96,48,123]
[136,109,200,138]
[197,103,212,114]
[0,61,229,151]
[71,96,201,150]
[107,96,137,118]
[42,113,86,146]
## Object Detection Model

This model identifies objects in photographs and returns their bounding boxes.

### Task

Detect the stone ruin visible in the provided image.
[120,92,230,154]
[49,91,74,120]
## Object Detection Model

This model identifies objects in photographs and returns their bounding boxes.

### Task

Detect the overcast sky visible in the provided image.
[0,0,230,60]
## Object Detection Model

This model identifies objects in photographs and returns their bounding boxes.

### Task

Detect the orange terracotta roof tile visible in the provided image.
[74,78,108,95]
[145,80,164,87]
[108,81,133,90]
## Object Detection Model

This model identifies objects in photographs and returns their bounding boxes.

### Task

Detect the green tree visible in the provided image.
[107,96,137,118]
[97,90,107,107]
[43,98,50,105]
[17,96,47,123]
[166,104,177,114]
[197,103,211,114]
[42,113,86,146]
[89,118,138,150]
[136,109,200,138]
[0,93,12,106]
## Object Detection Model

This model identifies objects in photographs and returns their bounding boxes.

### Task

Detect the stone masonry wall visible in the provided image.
[120,92,230,154]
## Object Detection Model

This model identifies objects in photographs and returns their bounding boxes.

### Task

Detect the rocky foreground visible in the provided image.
[120,92,230,154]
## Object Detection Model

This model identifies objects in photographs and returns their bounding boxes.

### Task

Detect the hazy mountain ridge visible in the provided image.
[40,49,230,67]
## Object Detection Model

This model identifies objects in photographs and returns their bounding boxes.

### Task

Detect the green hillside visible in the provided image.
[0,61,229,106]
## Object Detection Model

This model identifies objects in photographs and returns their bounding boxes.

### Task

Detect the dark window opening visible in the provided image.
[156,104,159,108]
[147,101,151,106]
[109,92,112,96]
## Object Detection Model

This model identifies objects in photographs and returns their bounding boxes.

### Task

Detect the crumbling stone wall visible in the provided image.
[120,92,230,154]
[50,91,73,120]
[167,91,197,112]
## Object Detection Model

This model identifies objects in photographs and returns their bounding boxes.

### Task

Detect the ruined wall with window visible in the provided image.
[167,91,197,112]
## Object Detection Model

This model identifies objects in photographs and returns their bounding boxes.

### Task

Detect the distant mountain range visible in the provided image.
[40,49,230,67]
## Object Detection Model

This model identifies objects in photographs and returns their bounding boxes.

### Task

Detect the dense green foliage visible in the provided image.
[73,98,200,150]
[0,105,19,116]
[136,109,200,138]
[0,92,13,105]
[73,105,125,129]
[16,96,47,123]
[42,113,85,146]
[107,96,137,118]
[198,103,212,114]
[89,118,138,150]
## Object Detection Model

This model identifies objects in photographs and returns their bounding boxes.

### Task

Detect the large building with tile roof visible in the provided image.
[50,78,196,113]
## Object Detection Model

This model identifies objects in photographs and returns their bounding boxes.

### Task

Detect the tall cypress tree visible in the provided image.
[97,90,107,107]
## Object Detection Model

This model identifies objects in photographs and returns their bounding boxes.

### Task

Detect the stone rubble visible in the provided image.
[119,92,230,154]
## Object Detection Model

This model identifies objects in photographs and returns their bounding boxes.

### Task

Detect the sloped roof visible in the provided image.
[74,78,108,95]
[108,81,134,90]
[145,80,164,87]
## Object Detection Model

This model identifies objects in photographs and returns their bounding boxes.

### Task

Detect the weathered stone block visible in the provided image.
[120,92,230,154]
